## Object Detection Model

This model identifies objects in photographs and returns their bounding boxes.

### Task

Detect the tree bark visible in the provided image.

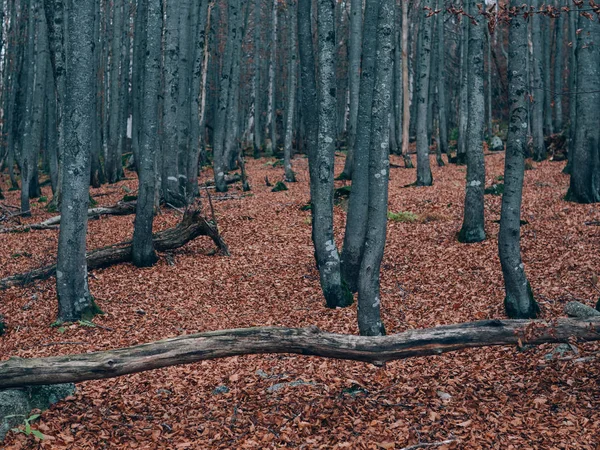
[400,0,412,167]
[415,0,433,186]
[56,0,96,322]
[106,0,124,183]
[553,0,564,132]
[283,0,298,182]
[2,318,600,389]
[132,0,162,268]
[456,5,469,165]
[266,0,278,156]
[437,2,448,156]
[530,0,547,161]
[340,0,379,294]
[1,210,229,290]
[500,2,540,319]
[313,0,352,308]
[357,0,394,337]
[253,0,263,157]
[458,0,486,243]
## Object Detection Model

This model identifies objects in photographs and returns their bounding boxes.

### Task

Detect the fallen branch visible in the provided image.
[0,209,229,290]
[201,173,241,187]
[0,201,137,233]
[1,318,599,389]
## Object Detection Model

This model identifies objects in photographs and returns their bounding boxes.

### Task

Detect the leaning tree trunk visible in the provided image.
[567,12,600,203]
[283,0,298,182]
[500,1,540,319]
[458,0,486,243]
[313,0,352,308]
[340,0,379,293]
[357,0,394,337]
[132,0,162,268]
[56,0,96,322]
[530,0,547,161]
[414,0,433,186]
[340,0,363,179]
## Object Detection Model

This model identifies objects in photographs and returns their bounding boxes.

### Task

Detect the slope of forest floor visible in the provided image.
[1,152,600,449]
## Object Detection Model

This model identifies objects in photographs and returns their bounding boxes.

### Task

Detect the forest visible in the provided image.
[0,0,599,447]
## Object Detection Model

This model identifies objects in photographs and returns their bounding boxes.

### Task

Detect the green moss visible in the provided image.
[334,185,352,201]
[81,297,104,321]
[335,172,351,181]
[387,211,418,223]
[299,203,312,211]
[271,181,288,192]
[37,196,47,203]
[46,202,58,213]
[484,183,504,196]
[123,194,138,202]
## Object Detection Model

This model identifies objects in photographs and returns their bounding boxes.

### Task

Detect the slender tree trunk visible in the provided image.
[565,5,578,173]
[107,0,124,183]
[283,0,298,182]
[437,2,448,156]
[340,0,362,179]
[542,14,553,136]
[567,12,600,203]
[486,27,493,138]
[57,0,97,322]
[132,0,161,268]
[265,0,278,156]
[400,0,412,167]
[393,8,402,155]
[456,7,469,165]
[553,0,563,132]
[500,0,540,319]
[357,0,394,337]
[45,61,59,194]
[311,0,353,308]
[253,0,263,157]
[530,0,546,161]
[340,0,378,293]
[415,0,433,186]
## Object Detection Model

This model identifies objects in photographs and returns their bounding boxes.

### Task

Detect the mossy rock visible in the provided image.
[387,211,418,223]
[484,183,504,196]
[271,181,288,192]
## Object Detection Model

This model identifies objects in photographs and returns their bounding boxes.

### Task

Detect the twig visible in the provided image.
[166,203,185,214]
[585,221,600,226]
[39,341,86,347]
[399,439,456,450]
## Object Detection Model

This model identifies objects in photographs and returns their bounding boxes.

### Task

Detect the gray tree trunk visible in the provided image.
[340,0,362,179]
[486,28,493,138]
[340,0,378,293]
[530,0,546,161]
[45,61,59,194]
[458,0,486,243]
[566,6,578,173]
[311,0,353,308]
[283,0,298,182]
[415,0,433,186]
[106,0,124,183]
[542,14,553,136]
[500,0,540,319]
[437,3,448,156]
[456,7,469,165]
[161,0,181,201]
[553,0,564,132]
[132,0,161,268]
[57,0,97,322]
[357,0,394,337]
[567,12,600,203]
[253,0,263,157]
[212,0,240,193]
[265,0,278,155]
[400,0,413,168]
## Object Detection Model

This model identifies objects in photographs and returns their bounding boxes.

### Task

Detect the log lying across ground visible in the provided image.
[1,318,599,389]
[0,209,229,290]
[0,201,137,233]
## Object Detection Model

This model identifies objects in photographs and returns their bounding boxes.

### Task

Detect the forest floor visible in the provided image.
[1,151,600,449]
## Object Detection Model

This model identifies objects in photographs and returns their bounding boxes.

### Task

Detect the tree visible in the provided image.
[283,0,298,183]
[400,0,413,168]
[458,0,486,244]
[415,0,433,186]
[553,0,564,132]
[357,0,395,337]
[456,4,469,165]
[436,1,448,157]
[56,0,98,321]
[530,0,547,161]
[132,0,162,268]
[500,1,540,319]
[567,13,600,203]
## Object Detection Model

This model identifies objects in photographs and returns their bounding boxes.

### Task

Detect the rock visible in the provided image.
[267,379,314,393]
[490,136,504,151]
[564,301,600,319]
[436,390,452,401]
[212,385,230,395]
[0,315,5,336]
[0,384,75,442]
[545,343,577,360]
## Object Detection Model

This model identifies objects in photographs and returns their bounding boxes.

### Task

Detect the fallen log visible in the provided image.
[0,201,137,233]
[1,318,599,389]
[201,173,241,188]
[0,209,229,290]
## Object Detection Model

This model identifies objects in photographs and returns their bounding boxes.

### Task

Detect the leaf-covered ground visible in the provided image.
[1,153,599,449]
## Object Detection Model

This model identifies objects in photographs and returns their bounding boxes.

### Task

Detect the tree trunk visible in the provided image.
[437,2,448,156]
[283,0,298,182]
[132,0,161,268]
[340,0,362,179]
[458,0,486,243]
[553,0,564,132]
[106,0,124,183]
[566,12,600,203]
[530,0,547,161]
[265,0,278,156]
[542,14,553,137]
[500,1,540,319]
[253,0,263,157]
[56,0,96,322]
[400,0,412,167]
[565,7,578,173]
[415,0,433,186]
[313,0,352,308]
[456,5,469,165]
[357,0,394,337]
[3,318,600,389]
[340,0,379,294]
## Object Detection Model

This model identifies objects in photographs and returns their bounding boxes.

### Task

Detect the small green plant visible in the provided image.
[37,196,48,203]
[387,211,418,223]
[484,183,504,196]
[299,203,311,211]
[495,175,504,182]
[78,319,96,328]
[10,414,45,440]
